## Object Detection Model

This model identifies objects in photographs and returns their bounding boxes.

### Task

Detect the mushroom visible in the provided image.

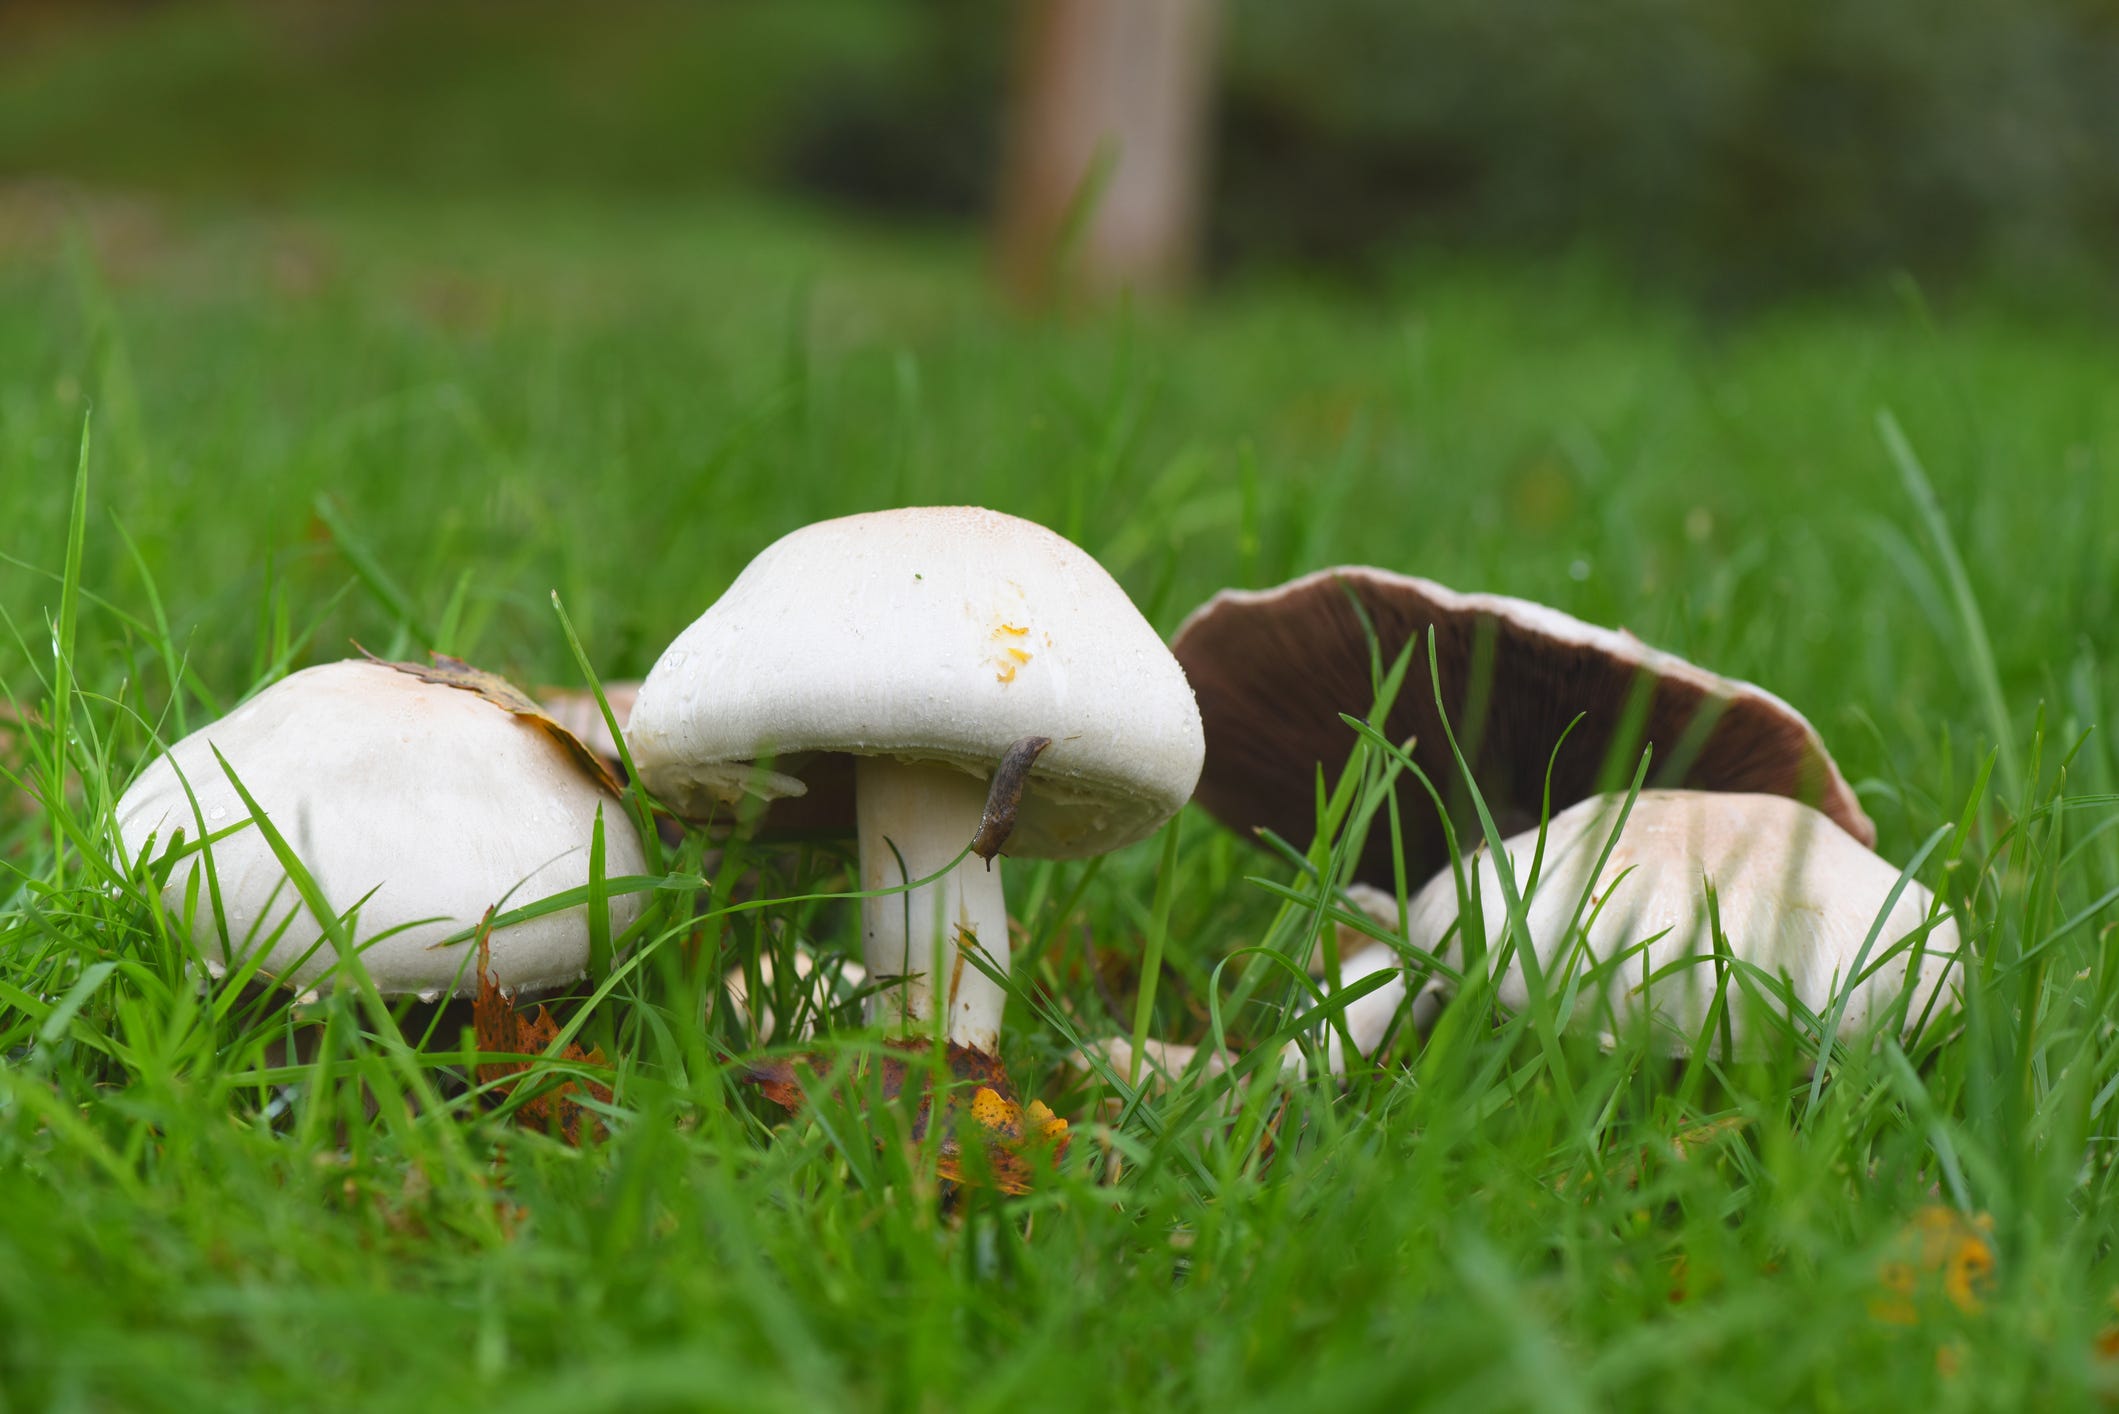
[722,948,868,1043]
[625,506,1204,1055]
[115,659,648,998]
[1318,883,1446,1066]
[1275,881,1442,1074]
[1074,883,1440,1090]
[1402,790,1959,1056]
[1170,567,1872,890]
[1073,1034,1304,1090]
[538,680,692,852]
[538,680,640,774]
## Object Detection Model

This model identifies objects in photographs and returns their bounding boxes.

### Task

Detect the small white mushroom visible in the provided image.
[722,949,868,1042]
[115,660,648,997]
[626,506,1204,1055]
[1073,884,1437,1090]
[1073,1034,1307,1089]
[1282,882,1443,1074]
[1405,790,1960,1057]
[1283,883,1428,1068]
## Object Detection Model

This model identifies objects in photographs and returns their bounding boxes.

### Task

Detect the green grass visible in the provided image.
[5,189,2119,1411]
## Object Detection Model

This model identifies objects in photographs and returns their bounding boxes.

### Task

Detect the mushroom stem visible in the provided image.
[855,755,1011,1052]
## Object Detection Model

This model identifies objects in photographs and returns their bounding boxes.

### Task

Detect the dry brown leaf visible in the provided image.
[473,926,613,1146]
[745,1039,1069,1195]
[359,647,626,798]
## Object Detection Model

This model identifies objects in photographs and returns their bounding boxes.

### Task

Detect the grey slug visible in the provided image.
[971,735,1052,864]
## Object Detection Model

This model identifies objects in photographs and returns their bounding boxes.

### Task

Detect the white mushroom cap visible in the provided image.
[626,507,1205,858]
[1406,790,1959,1057]
[115,660,648,996]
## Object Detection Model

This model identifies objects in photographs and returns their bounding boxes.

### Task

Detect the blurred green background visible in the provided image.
[6,0,2116,302]
[4,0,2113,795]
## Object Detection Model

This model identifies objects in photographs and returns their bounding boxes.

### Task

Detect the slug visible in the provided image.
[971,735,1052,864]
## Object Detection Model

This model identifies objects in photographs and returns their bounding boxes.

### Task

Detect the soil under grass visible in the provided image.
[4,191,2119,1410]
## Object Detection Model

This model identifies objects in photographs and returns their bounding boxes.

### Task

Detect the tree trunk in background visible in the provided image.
[997,0,1219,308]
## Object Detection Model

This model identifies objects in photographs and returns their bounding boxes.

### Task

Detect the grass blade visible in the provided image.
[1878,408,2020,801]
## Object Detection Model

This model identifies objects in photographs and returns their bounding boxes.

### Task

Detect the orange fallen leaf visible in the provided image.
[1870,1206,1995,1327]
[359,647,626,798]
[473,923,613,1146]
[745,1039,1069,1195]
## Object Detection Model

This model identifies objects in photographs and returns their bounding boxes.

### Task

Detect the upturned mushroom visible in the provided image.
[115,659,648,998]
[1171,567,1872,890]
[1403,790,1959,1057]
[625,506,1204,1055]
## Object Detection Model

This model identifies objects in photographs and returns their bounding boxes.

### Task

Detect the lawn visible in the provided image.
[4,188,2119,1410]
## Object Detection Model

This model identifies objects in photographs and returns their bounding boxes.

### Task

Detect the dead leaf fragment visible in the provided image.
[359,647,626,798]
[1667,1115,1752,1161]
[744,1039,1069,1195]
[473,925,613,1146]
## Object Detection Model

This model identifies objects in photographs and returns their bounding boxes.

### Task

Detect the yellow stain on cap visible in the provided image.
[992,623,1035,683]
